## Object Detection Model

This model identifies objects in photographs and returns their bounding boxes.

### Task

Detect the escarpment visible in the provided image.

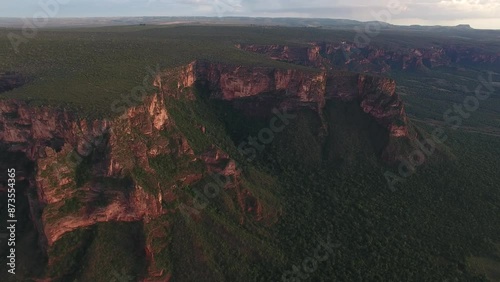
[173,60,408,138]
[237,42,500,73]
[0,88,271,280]
[0,59,414,280]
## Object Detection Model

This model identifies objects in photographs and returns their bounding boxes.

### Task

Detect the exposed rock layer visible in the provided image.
[174,60,408,137]
[237,42,500,73]
[0,59,412,279]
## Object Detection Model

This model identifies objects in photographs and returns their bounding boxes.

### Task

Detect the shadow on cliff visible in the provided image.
[0,147,47,281]
[202,89,395,171]
[0,72,27,95]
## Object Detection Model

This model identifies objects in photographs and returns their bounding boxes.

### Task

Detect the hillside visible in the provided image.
[0,25,499,281]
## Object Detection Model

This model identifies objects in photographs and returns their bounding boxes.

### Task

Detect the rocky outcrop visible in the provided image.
[193,61,326,102]
[234,44,328,68]
[0,59,413,280]
[173,60,408,137]
[0,95,176,245]
[237,42,500,73]
[0,100,77,159]
[0,77,268,249]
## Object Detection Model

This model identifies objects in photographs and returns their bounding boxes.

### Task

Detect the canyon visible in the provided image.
[1,37,498,280]
[0,57,413,280]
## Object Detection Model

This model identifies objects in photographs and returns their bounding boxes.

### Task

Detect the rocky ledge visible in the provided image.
[0,59,413,279]
[174,60,408,137]
[237,42,500,73]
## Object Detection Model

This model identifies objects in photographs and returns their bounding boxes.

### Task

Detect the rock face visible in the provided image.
[0,68,278,279]
[0,99,105,160]
[237,42,500,73]
[174,60,408,138]
[0,96,170,246]
[0,59,413,279]
[233,44,327,68]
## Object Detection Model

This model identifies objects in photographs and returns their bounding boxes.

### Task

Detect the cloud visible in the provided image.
[0,0,498,28]
[395,0,500,20]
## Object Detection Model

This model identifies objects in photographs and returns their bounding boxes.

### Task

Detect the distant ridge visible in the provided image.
[0,16,493,30]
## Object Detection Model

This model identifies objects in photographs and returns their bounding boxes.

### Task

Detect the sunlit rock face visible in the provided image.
[176,60,408,138]
[237,42,500,73]
[0,58,411,260]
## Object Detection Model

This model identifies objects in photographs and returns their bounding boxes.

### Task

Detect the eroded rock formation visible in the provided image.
[173,60,408,137]
[237,42,500,73]
[0,59,413,280]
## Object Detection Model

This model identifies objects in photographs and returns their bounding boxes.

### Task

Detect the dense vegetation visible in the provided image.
[1,24,499,117]
[37,80,500,281]
[0,25,499,281]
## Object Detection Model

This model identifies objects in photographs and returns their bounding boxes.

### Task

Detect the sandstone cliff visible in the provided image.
[173,60,408,138]
[237,42,500,73]
[0,59,413,280]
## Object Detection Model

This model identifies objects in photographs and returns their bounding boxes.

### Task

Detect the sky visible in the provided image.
[1,0,499,29]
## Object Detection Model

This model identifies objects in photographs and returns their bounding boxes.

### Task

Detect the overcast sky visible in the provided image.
[1,0,499,29]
